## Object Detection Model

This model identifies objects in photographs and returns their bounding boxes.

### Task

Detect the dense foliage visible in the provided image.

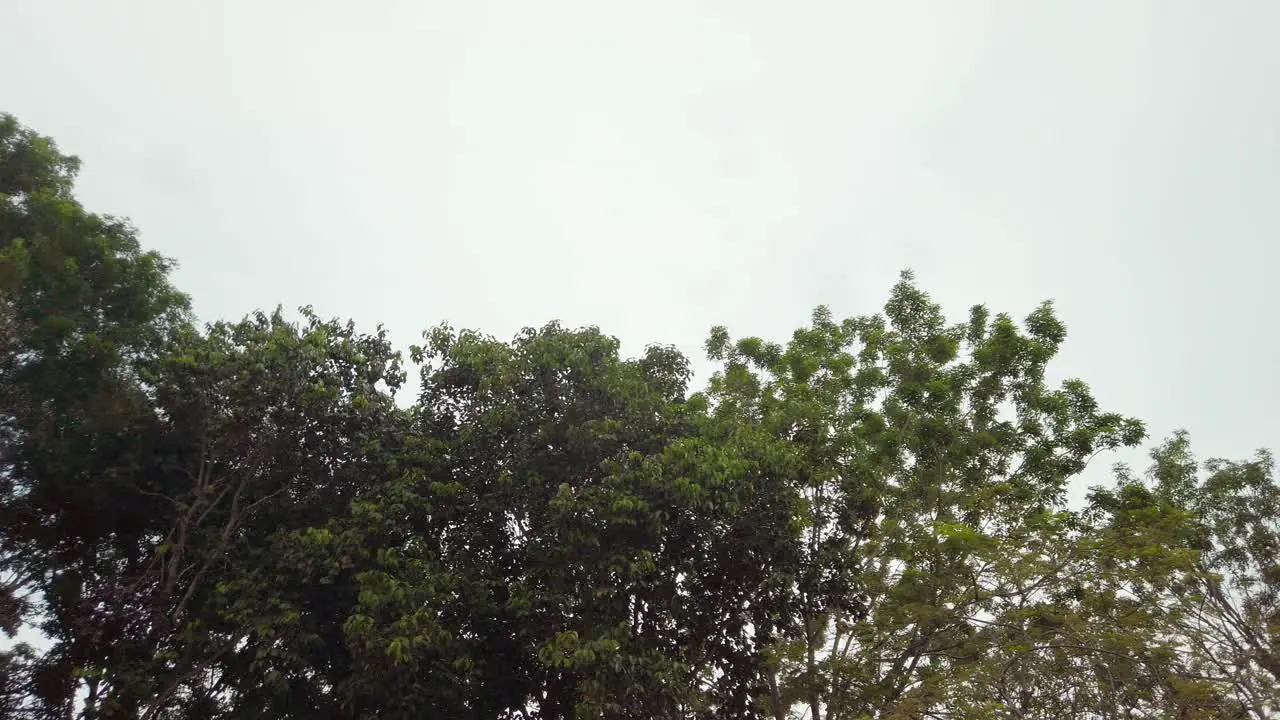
[1,114,1276,719]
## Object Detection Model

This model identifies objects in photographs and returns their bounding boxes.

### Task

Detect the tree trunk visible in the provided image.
[804,612,821,720]
[768,669,787,720]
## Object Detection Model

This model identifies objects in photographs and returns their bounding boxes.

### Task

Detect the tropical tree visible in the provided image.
[95,309,406,719]
[319,322,803,718]
[704,274,1148,719]
[1,113,190,718]
[1084,432,1280,718]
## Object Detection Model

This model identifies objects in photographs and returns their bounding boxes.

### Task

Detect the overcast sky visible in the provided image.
[2,0,1277,486]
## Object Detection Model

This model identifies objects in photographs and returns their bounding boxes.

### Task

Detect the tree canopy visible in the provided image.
[2,113,1276,719]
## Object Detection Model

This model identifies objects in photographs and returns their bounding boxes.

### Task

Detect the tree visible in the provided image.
[951,486,1242,719]
[1,113,190,718]
[85,309,406,719]
[321,322,802,718]
[703,273,1147,718]
[1085,432,1280,718]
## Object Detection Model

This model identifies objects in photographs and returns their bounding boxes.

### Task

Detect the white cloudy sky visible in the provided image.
[3,0,1277,484]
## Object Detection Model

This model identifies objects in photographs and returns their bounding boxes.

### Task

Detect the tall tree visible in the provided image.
[704,273,1147,719]
[1085,432,1280,718]
[324,322,801,718]
[1,113,190,718]
[83,309,406,719]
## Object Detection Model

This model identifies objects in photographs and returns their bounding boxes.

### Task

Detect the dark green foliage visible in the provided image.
[1,113,1276,719]
[2,113,191,719]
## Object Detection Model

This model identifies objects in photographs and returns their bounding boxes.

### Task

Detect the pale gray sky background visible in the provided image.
[2,0,1276,488]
